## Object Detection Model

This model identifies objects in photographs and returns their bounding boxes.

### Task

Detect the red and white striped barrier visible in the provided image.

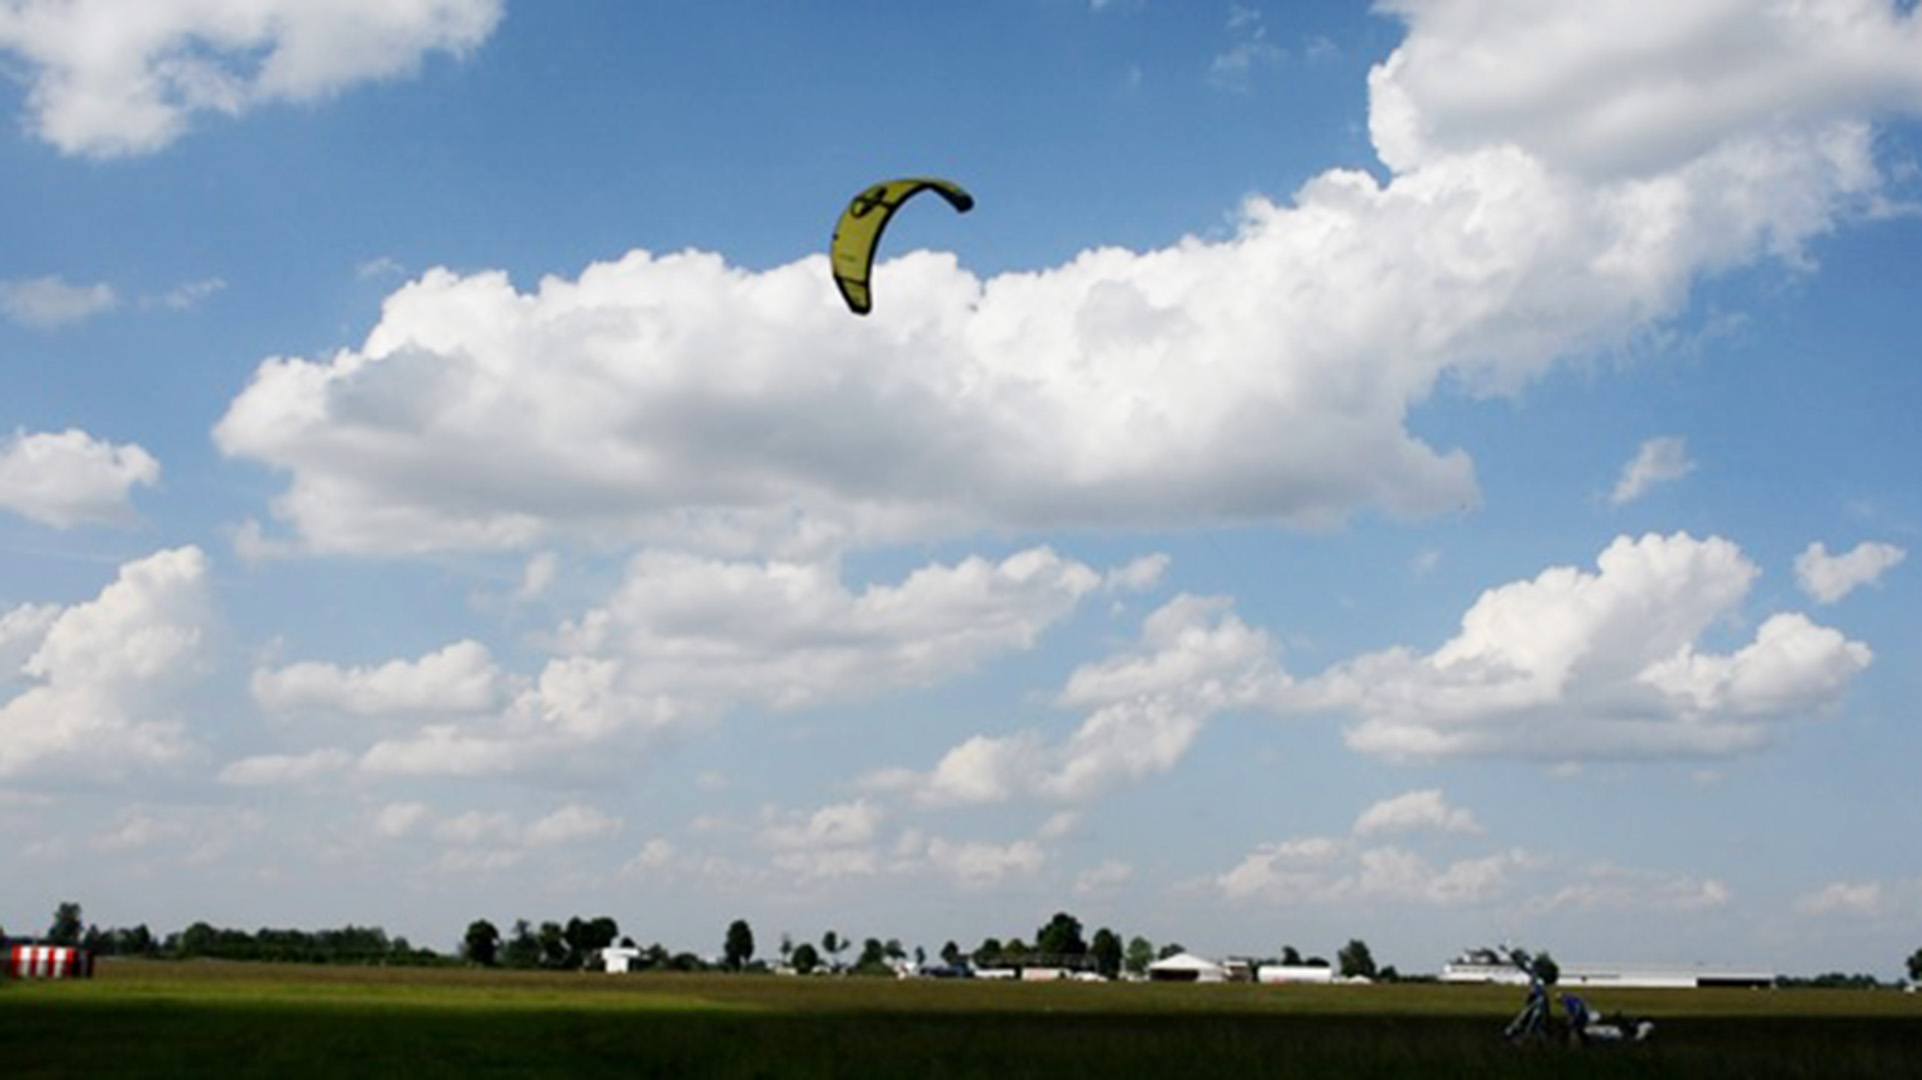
[6,945,94,979]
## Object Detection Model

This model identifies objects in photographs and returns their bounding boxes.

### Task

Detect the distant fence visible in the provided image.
[6,946,94,979]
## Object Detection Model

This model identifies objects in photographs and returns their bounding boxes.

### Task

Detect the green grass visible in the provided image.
[4,961,1920,1078]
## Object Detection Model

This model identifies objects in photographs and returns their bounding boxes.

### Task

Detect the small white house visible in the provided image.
[1148,952,1228,982]
[600,945,643,974]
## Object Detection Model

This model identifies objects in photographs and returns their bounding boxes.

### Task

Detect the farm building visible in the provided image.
[1439,948,1533,986]
[1258,964,1337,985]
[1439,948,1772,989]
[1148,952,1228,982]
[1559,963,1774,989]
[7,945,94,979]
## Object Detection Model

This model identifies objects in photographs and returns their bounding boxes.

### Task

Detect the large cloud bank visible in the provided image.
[216,2,1922,559]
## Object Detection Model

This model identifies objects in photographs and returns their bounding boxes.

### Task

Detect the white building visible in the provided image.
[599,945,643,974]
[1257,964,1336,985]
[1559,963,1773,989]
[1440,948,1772,989]
[1440,948,1532,986]
[1148,952,1229,982]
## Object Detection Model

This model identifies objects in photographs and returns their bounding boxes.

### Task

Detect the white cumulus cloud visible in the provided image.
[1354,789,1483,837]
[760,799,885,852]
[522,804,623,847]
[1610,436,1694,505]
[871,594,1288,806]
[1527,864,1732,914]
[916,836,1045,889]
[0,276,118,328]
[0,428,160,528]
[1795,880,1885,917]
[251,638,509,717]
[337,549,1099,779]
[0,547,212,779]
[1219,838,1528,907]
[551,547,1102,714]
[0,0,503,157]
[217,748,352,786]
[1295,533,1872,761]
[1369,0,1922,180]
[1795,540,1906,604]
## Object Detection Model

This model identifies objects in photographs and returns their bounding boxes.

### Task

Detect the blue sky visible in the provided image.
[2,0,1919,977]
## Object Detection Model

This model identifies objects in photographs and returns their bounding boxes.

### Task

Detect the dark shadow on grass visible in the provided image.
[7,998,1922,1080]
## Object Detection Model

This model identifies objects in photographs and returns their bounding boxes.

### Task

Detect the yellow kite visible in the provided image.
[830,178,974,315]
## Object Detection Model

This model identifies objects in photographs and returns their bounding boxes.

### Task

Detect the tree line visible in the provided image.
[2,902,444,966]
[12,901,1922,987]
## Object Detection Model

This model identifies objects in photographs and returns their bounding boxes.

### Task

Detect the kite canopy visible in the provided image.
[830,177,973,315]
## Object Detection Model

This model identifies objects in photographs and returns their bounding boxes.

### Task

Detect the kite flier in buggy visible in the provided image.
[1500,948,1653,1046]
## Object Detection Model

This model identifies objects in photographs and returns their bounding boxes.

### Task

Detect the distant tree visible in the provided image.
[1090,928,1123,979]
[464,920,501,967]
[1035,912,1087,960]
[724,919,756,971]
[1125,936,1155,976]
[1281,945,1304,966]
[537,921,569,969]
[973,937,1004,968]
[822,930,846,970]
[564,917,619,969]
[91,924,155,956]
[914,945,926,967]
[502,920,541,969]
[791,942,821,974]
[47,902,83,946]
[779,933,794,965]
[941,941,964,967]
[1338,939,1378,980]
[855,937,888,974]
[1378,965,1401,983]
[884,938,906,962]
[1157,942,1186,960]
[1783,972,1882,989]
[1908,947,1922,984]
[177,921,218,957]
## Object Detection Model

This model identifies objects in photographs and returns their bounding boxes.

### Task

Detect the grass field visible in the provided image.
[4,960,1920,1078]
